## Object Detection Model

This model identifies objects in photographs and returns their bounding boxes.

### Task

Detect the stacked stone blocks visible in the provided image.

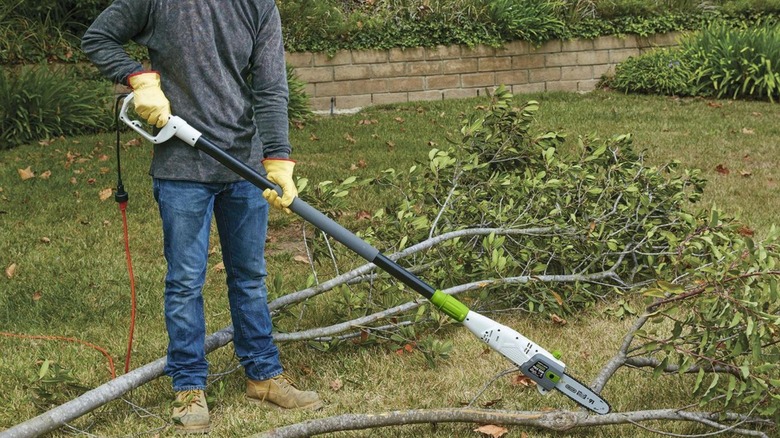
[287,33,680,111]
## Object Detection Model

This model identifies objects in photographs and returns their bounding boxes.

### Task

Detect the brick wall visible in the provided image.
[287,32,680,112]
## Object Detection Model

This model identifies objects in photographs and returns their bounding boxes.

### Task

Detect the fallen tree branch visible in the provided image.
[269,226,561,309]
[592,312,650,392]
[250,408,773,438]
[274,269,622,342]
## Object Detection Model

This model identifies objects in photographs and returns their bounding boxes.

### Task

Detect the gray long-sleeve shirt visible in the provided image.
[82,0,291,182]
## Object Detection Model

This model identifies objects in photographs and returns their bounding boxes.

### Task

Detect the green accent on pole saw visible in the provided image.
[430,291,469,322]
[552,350,562,360]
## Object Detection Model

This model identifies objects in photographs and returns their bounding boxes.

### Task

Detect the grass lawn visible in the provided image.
[0,90,777,437]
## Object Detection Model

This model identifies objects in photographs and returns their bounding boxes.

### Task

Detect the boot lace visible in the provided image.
[274,373,300,391]
[174,389,205,409]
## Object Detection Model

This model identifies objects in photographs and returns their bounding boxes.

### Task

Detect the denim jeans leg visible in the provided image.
[213,180,283,381]
[153,178,215,391]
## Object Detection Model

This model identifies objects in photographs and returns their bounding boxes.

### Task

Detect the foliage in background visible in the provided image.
[683,20,780,101]
[3,0,780,62]
[0,65,113,149]
[608,21,780,101]
[609,47,700,96]
[286,64,313,125]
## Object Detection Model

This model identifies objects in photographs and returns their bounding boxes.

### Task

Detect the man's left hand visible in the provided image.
[262,159,298,214]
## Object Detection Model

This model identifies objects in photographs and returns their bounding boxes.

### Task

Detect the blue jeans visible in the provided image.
[153,178,283,391]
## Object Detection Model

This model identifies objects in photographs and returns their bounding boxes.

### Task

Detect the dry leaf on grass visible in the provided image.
[18,167,35,180]
[715,164,730,175]
[213,262,225,272]
[329,379,343,392]
[510,374,535,387]
[293,255,309,264]
[551,314,567,325]
[473,424,508,438]
[6,263,18,279]
[99,188,113,201]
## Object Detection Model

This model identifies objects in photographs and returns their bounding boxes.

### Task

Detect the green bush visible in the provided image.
[286,64,312,125]
[609,47,699,96]
[2,0,110,35]
[718,0,780,16]
[4,0,780,61]
[486,0,565,43]
[0,65,113,149]
[610,21,780,101]
[683,21,780,101]
[0,16,83,64]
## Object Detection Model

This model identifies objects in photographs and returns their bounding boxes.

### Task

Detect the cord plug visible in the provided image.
[115,183,129,204]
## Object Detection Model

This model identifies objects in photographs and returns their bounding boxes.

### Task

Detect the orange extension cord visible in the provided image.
[119,200,137,374]
[0,332,117,379]
[0,200,138,380]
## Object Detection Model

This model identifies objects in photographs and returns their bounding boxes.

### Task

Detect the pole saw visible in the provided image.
[119,94,611,415]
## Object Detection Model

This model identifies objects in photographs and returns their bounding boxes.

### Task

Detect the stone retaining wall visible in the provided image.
[287,33,680,111]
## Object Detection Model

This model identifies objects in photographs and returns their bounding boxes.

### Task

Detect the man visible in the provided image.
[82,0,321,433]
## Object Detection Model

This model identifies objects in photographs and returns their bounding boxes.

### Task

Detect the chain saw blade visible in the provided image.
[462,311,611,415]
[519,354,610,415]
[553,371,611,414]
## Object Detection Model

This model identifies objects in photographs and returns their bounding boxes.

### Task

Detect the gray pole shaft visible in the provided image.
[1,327,234,438]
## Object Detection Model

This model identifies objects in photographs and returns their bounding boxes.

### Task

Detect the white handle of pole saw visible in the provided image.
[462,311,566,395]
[119,93,202,146]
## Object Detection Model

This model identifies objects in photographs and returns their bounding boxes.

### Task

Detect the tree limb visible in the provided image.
[250,408,773,438]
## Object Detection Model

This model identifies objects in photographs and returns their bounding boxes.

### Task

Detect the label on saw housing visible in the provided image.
[521,356,563,391]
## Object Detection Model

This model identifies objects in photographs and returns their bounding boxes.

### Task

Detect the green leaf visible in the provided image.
[38,359,51,380]
[694,368,706,393]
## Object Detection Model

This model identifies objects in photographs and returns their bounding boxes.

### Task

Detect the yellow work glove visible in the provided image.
[128,71,171,128]
[262,159,298,214]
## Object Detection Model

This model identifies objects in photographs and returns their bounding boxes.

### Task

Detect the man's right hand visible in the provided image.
[128,71,171,128]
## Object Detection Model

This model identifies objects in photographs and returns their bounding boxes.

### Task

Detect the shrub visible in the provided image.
[0,15,82,64]
[719,0,780,16]
[608,47,700,96]
[286,64,312,125]
[683,20,780,101]
[3,0,110,35]
[485,0,566,43]
[610,21,780,101]
[0,65,113,149]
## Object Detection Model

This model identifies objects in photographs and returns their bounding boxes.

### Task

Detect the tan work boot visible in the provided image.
[247,374,323,410]
[171,389,210,434]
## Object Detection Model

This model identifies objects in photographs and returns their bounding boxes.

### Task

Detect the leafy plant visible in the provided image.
[682,20,780,101]
[608,47,699,96]
[637,220,780,418]
[27,359,89,411]
[0,65,113,149]
[610,21,780,101]
[484,0,566,43]
[418,337,454,368]
[287,64,312,126]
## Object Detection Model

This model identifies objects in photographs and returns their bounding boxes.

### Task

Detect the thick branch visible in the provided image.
[592,312,650,392]
[251,408,772,438]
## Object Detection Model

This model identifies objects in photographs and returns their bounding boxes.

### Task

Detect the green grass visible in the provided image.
[0,91,778,437]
